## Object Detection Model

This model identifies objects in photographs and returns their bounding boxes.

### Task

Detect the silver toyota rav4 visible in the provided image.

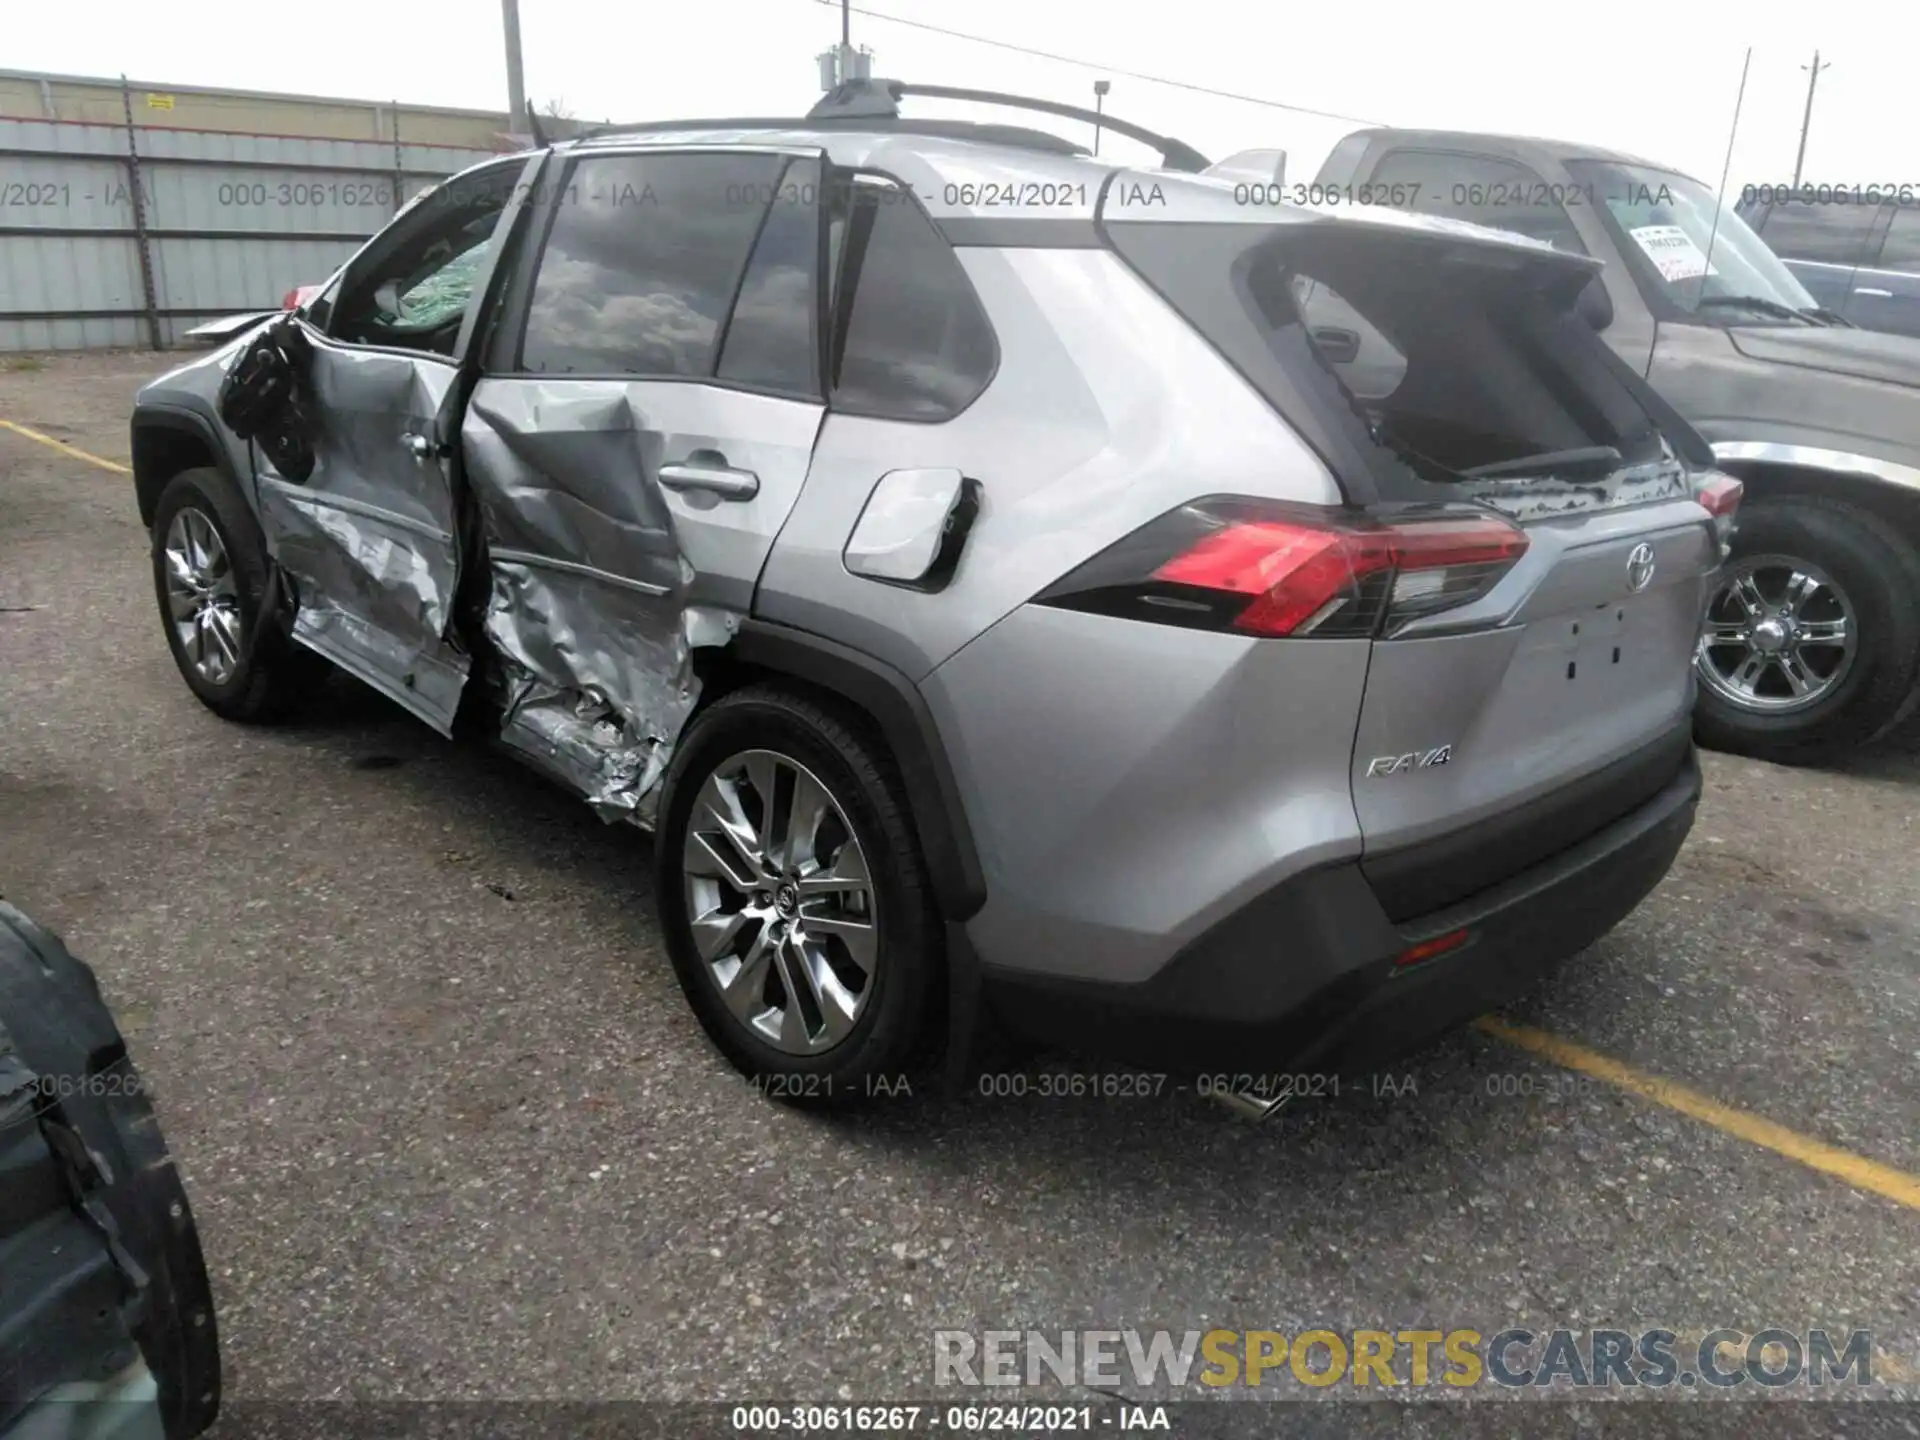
[128,81,1735,1106]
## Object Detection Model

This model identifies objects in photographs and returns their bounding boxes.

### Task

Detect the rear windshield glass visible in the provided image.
[1107,221,1689,501]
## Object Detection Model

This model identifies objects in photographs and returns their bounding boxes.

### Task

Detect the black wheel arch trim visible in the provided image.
[729,618,987,922]
[130,402,239,523]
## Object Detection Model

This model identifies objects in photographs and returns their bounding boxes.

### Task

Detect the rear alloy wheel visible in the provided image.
[657,686,940,1106]
[682,749,879,1055]
[1692,497,1920,764]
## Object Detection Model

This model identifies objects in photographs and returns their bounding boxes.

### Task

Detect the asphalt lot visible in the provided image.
[2,351,1919,1420]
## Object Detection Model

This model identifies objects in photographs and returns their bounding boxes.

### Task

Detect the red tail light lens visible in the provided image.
[1036,498,1528,639]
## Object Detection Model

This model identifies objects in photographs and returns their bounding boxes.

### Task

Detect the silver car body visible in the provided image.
[131,115,1719,1048]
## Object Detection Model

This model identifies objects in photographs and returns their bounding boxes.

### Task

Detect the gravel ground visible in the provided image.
[2,351,1918,1429]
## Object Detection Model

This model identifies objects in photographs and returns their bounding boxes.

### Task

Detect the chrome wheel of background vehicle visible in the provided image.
[162,507,243,686]
[681,749,878,1056]
[1696,554,1857,714]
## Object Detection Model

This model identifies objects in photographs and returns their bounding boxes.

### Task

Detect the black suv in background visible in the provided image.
[1738,188,1920,341]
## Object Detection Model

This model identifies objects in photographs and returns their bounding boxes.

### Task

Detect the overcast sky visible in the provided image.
[8,0,1909,192]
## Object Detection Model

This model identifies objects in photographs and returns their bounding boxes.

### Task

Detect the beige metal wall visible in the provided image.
[0,68,522,150]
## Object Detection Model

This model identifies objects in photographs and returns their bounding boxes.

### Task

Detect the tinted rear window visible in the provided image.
[520,152,783,377]
[1108,221,1690,501]
[830,177,997,421]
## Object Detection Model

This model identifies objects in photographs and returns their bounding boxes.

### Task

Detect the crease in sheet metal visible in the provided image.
[464,382,736,825]
[254,342,471,730]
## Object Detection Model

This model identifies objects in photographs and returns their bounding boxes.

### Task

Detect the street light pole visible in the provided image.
[1791,50,1830,190]
[1093,79,1110,156]
[502,0,528,136]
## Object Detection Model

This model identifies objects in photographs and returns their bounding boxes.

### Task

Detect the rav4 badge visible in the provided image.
[1365,746,1453,777]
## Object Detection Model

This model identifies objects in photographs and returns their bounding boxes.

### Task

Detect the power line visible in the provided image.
[809,0,1385,128]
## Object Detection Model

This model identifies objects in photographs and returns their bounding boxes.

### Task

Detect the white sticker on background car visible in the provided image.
[1628,224,1720,284]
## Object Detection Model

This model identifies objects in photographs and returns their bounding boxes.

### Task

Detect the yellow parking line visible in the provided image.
[1474,1016,1920,1212]
[0,418,130,475]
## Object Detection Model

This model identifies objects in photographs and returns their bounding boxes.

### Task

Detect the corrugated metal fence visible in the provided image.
[0,96,501,352]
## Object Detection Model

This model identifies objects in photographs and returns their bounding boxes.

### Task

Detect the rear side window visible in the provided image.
[829,177,997,421]
[1366,149,1587,254]
[519,151,785,376]
[1751,198,1880,266]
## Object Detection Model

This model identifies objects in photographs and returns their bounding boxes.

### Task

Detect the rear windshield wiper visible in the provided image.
[1695,295,1816,324]
[1460,446,1623,481]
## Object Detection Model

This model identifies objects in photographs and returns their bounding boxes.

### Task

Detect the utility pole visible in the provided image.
[502,0,528,137]
[1093,80,1110,155]
[1791,50,1830,190]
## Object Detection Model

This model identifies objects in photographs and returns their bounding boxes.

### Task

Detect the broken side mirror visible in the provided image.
[216,315,316,484]
[1576,274,1614,331]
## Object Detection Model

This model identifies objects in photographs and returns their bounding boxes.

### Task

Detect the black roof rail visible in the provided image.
[809,80,1211,172]
[565,80,1211,173]
[569,113,1087,158]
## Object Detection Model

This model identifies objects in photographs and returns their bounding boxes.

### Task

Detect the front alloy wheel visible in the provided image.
[162,507,244,686]
[1696,554,1856,713]
[682,749,879,1056]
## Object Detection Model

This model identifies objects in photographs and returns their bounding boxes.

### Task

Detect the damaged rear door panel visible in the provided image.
[460,148,830,820]
[242,156,538,734]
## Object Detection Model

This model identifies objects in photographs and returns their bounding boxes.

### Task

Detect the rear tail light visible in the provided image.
[1035,497,1528,639]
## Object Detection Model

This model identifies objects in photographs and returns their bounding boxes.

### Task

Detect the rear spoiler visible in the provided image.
[1204,149,1287,189]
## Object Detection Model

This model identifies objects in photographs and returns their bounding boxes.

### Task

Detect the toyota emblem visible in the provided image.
[1626,541,1657,593]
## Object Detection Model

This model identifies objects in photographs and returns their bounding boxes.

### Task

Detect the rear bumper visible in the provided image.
[981,743,1700,1075]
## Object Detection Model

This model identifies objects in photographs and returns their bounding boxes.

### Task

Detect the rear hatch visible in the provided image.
[1100,177,1720,917]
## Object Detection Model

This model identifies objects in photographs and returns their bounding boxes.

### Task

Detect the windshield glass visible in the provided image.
[1567,159,1818,317]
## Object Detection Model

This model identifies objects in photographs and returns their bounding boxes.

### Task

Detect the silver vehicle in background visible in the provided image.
[128,82,1730,1104]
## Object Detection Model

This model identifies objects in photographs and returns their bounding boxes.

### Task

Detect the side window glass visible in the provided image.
[1876,205,1920,273]
[1369,150,1588,255]
[519,151,784,377]
[1755,199,1880,265]
[328,162,519,356]
[716,157,822,395]
[831,176,997,422]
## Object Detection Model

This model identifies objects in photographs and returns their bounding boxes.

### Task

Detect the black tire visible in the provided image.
[0,901,222,1439]
[149,467,326,722]
[655,684,942,1109]
[1694,496,1920,764]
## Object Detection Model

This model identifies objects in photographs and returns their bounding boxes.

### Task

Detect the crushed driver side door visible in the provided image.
[245,156,535,733]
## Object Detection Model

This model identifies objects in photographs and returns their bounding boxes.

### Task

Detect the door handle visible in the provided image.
[1853,286,1894,298]
[403,432,436,460]
[658,459,760,501]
